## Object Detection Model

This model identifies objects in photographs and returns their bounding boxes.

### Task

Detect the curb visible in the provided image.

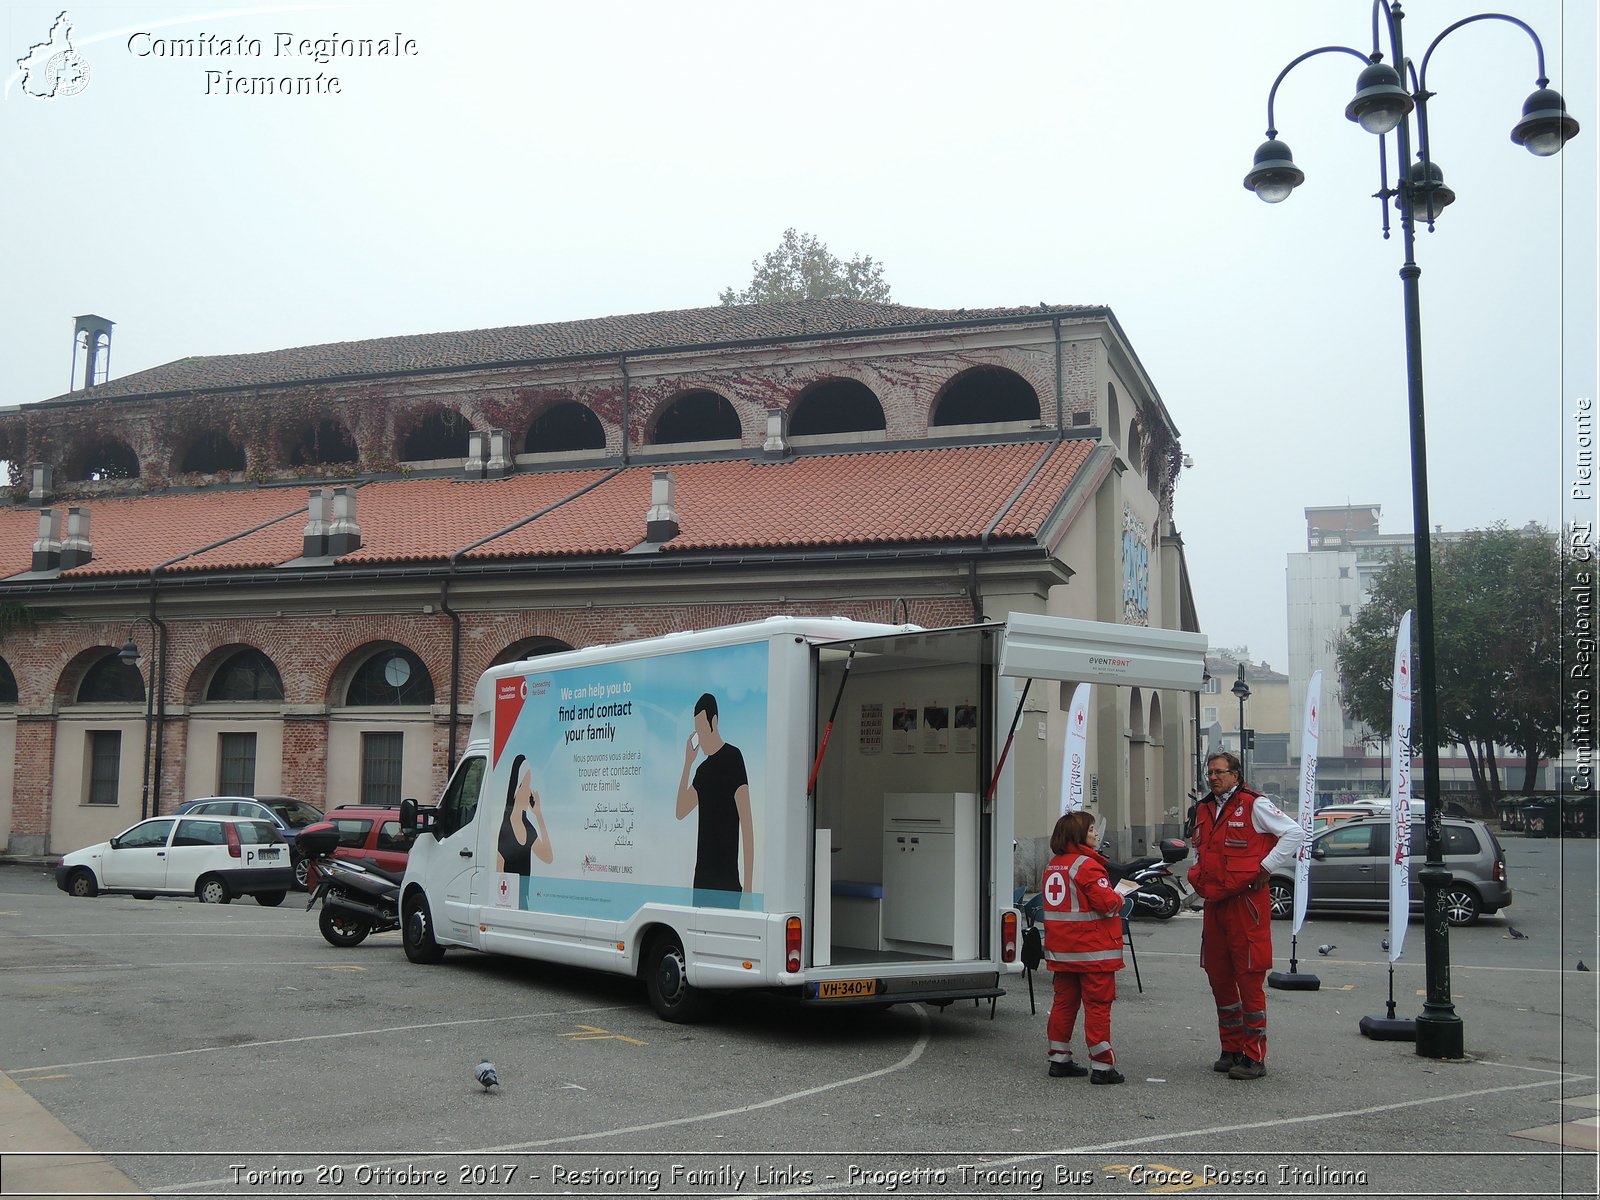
[1,1070,150,1199]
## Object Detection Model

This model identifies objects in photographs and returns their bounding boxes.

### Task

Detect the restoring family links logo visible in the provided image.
[16,11,90,99]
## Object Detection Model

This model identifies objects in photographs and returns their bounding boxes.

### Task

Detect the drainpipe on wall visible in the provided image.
[440,574,462,768]
[151,600,168,815]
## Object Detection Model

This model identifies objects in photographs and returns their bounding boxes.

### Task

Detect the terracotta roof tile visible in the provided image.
[2,440,1095,581]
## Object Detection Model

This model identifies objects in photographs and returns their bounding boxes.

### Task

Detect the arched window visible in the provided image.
[931,367,1040,426]
[67,437,141,482]
[491,637,574,668]
[77,653,145,703]
[1127,422,1145,472]
[206,649,286,702]
[346,648,435,706]
[651,390,740,444]
[286,419,358,467]
[401,409,471,462]
[526,403,605,453]
[790,379,886,436]
[179,430,246,474]
[0,657,17,704]
[1107,383,1122,448]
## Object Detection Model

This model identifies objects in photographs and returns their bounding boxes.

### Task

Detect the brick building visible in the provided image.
[0,299,1201,865]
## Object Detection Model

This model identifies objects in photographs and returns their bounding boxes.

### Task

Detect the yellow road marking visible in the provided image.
[559,1023,646,1046]
[311,964,366,972]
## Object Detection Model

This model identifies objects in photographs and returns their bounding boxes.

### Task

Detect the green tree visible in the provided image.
[718,228,891,306]
[1335,524,1565,803]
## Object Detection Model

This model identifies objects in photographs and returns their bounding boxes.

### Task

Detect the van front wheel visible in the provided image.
[402,892,446,963]
[644,932,706,1024]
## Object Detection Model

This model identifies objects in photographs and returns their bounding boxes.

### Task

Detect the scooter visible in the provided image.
[299,822,402,947]
[1109,837,1191,920]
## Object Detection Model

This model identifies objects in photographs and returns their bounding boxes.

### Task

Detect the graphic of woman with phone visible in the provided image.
[497,754,554,874]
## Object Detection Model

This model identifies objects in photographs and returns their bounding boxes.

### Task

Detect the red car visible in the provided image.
[302,806,412,890]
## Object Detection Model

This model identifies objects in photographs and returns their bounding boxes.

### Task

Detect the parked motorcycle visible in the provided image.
[1108,837,1191,920]
[299,822,402,947]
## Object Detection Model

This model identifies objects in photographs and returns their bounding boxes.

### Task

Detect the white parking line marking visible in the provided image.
[5,1004,637,1074]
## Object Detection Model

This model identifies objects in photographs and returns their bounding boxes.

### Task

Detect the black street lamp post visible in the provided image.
[1243,0,1578,1059]
[119,620,160,822]
[1231,664,1251,778]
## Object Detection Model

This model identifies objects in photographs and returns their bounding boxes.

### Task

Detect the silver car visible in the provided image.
[1268,816,1510,926]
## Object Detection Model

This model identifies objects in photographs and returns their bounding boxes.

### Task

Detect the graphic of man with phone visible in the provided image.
[675,692,753,894]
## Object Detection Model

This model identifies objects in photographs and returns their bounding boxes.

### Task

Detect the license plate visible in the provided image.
[816,978,880,1000]
[259,848,280,860]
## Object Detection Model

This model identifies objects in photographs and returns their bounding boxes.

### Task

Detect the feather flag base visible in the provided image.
[1359,1015,1418,1041]
[1268,969,1321,990]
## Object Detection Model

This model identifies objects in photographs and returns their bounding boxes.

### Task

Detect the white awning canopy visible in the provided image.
[998,612,1207,691]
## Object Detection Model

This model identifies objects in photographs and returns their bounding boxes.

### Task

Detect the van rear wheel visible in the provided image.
[402,892,445,963]
[197,876,231,904]
[644,931,707,1023]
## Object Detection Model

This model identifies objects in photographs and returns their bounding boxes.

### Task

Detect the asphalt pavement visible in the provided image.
[0,834,1595,1199]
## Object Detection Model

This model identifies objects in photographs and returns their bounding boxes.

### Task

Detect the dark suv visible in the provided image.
[175,796,325,889]
[1269,816,1510,926]
[301,805,412,891]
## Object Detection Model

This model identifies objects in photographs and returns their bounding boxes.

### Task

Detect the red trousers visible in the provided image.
[1047,969,1116,1066]
[1200,892,1272,1063]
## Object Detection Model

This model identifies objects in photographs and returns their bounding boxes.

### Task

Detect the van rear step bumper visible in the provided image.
[799,971,1003,1006]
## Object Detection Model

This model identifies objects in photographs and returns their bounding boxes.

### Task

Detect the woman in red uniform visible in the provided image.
[1041,810,1126,1084]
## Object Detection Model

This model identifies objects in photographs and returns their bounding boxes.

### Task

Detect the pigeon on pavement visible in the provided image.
[1317,944,1336,956]
[475,1060,499,1092]
[1578,961,1591,972]
[1504,925,1529,940]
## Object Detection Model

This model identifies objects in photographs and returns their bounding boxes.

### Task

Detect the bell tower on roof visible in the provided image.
[71,314,114,390]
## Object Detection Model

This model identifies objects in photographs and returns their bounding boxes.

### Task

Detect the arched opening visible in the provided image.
[651,389,740,445]
[490,636,575,669]
[1107,383,1122,448]
[206,648,286,702]
[66,436,141,482]
[76,651,145,703]
[344,646,435,706]
[0,657,17,704]
[931,366,1040,427]
[1148,692,1165,834]
[1127,421,1145,472]
[285,419,358,467]
[178,429,246,474]
[525,403,605,453]
[400,408,471,463]
[790,379,886,436]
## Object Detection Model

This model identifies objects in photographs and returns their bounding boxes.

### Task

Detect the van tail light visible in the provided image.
[1493,859,1505,883]
[784,916,802,973]
[1001,910,1019,963]
[225,823,242,859]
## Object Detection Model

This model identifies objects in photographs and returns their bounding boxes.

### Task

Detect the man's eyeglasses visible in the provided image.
[1206,768,1236,777]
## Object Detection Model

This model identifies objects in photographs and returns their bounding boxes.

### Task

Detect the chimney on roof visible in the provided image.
[72,315,115,390]
[485,429,512,479]
[646,470,679,543]
[465,429,487,479]
[326,487,361,556]
[762,409,791,460]
[31,508,63,572]
[303,488,330,558]
[29,463,54,506]
[59,507,92,570]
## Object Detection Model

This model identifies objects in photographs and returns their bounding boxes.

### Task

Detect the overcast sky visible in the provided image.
[3,0,1594,668]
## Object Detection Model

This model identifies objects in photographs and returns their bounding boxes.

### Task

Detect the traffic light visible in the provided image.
[1244,728,1256,750]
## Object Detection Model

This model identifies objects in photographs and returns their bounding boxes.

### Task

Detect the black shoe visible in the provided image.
[1227,1056,1266,1080]
[1089,1067,1125,1085]
[1048,1060,1090,1078]
[1212,1051,1241,1073]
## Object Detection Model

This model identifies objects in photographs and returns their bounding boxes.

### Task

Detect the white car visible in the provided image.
[55,815,295,906]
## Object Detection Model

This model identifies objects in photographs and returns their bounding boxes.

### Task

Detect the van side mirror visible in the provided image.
[399,798,417,830]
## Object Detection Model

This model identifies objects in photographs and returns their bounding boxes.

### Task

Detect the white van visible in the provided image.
[398,613,1204,1021]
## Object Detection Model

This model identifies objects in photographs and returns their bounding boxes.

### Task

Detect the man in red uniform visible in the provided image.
[1188,751,1306,1081]
[1041,810,1127,1084]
